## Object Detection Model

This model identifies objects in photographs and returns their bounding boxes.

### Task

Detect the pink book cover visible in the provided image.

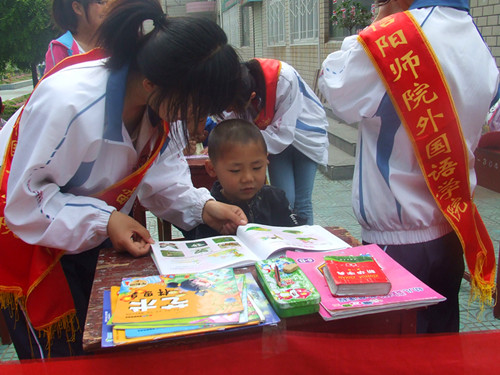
[286,244,446,320]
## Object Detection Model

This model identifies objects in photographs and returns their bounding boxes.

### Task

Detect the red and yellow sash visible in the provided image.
[358,12,496,305]
[253,58,282,129]
[0,49,169,353]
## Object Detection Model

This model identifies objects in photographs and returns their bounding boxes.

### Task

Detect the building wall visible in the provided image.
[224,0,499,90]
[471,0,500,67]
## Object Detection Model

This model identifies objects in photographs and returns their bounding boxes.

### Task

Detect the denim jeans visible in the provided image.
[267,145,318,224]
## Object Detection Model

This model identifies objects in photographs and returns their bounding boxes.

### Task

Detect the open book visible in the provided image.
[150,223,351,274]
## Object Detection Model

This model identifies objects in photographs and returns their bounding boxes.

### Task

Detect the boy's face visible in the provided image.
[206,141,268,203]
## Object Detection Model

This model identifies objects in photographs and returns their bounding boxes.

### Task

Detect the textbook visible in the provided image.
[102,272,281,347]
[286,244,446,320]
[151,223,351,274]
[323,254,391,296]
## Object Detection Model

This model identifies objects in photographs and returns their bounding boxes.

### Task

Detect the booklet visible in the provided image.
[150,223,351,274]
[323,254,392,296]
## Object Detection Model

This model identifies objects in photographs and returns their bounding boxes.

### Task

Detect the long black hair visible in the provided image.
[97,0,241,129]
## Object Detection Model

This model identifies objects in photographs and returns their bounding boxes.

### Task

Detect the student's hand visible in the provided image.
[202,200,248,234]
[107,211,155,257]
[184,139,197,156]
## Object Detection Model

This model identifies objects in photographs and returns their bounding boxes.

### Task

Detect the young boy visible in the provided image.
[192,119,304,238]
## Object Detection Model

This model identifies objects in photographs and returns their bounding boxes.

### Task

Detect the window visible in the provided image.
[241,6,251,47]
[223,6,240,47]
[267,0,286,46]
[289,0,318,44]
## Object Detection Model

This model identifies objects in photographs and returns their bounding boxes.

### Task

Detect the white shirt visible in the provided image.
[319,6,499,244]
[0,58,212,253]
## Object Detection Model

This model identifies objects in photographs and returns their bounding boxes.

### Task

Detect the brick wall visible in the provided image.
[471,0,500,68]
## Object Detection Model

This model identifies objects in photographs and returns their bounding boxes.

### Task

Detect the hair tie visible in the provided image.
[153,13,166,28]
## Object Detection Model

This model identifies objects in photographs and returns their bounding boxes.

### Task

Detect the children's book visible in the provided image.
[286,244,446,321]
[111,268,243,325]
[323,254,391,296]
[151,223,351,274]
[102,272,280,347]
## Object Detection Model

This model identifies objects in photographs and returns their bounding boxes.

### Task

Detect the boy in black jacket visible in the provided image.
[192,119,304,238]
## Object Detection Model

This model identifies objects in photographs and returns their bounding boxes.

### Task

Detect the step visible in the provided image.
[326,116,358,157]
[319,143,355,180]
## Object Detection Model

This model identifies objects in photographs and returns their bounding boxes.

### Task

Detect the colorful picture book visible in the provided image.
[323,254,391,296]
[151,223,351,274]
[101,272,280,347]
[286,244,446,320]
[111,268,242,325]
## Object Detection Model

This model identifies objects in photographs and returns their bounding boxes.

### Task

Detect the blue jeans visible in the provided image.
[267,145,318,224]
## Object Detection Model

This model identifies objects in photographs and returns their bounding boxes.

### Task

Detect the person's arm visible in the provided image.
[260,64,301,154]
[3,74,120,253]
[318,34,385,124]
[137,146,247,233]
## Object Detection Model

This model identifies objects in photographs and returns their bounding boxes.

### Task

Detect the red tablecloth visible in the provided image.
[2,330,500,374]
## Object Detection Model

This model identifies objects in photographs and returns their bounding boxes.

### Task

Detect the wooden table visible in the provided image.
[186,155,216,189]
[82,227,420,353]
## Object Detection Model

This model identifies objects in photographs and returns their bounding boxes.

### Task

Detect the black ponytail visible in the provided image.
[97,0,164,71]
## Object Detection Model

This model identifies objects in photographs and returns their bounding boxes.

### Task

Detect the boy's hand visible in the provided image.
[107,211,155,257]
[202,200,248,234]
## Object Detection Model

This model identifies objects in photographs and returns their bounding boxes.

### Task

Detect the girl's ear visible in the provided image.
[142,79,156,93]
[204,160,217,178]
[72,1,85,17]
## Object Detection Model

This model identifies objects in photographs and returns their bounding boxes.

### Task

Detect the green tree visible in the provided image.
[331,0,373,35]
[0,0,57,85]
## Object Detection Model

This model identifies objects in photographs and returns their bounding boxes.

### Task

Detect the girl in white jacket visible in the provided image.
[0,0,246,359]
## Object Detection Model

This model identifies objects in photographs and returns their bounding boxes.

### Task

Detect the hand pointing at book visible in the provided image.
[107,211,155,257]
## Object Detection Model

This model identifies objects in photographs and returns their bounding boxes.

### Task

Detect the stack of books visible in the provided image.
[101,268,279,347]
[287,244,446,320]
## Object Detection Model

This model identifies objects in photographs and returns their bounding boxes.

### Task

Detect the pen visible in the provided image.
[274,265,282,287]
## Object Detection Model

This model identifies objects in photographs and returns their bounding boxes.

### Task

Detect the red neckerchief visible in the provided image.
[253,58,282,129]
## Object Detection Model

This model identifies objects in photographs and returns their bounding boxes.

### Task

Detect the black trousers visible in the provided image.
[1,247,100,359]
[365,231,465,333]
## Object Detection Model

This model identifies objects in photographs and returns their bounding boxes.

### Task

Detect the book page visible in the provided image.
[150,235,260,274]
[236,224,351,260]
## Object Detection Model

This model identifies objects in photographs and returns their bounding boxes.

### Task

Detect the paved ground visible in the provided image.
[0,81,33,101]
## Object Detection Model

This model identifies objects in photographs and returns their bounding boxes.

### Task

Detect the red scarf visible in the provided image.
[253,58,282,129]
[358,12,496,305]
[0,49,169,353]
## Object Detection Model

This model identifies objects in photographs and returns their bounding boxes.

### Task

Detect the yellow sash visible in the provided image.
[358,11,496,305]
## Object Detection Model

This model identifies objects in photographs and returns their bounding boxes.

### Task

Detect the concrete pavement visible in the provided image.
[0,81,34,101]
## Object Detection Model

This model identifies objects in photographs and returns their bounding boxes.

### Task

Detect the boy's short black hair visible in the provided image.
[207,119,267,163]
